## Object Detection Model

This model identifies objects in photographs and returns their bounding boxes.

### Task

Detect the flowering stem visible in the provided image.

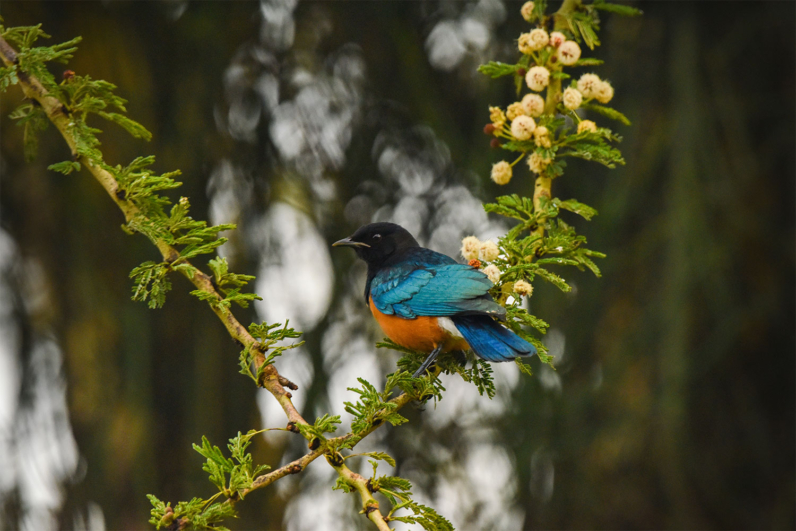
[534,0,582,247]
[510,153,526,167]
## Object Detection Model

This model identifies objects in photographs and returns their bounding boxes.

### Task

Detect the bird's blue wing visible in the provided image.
[371,258,505,319]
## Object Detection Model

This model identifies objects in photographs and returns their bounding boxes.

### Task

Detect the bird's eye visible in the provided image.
[372,234,382,241]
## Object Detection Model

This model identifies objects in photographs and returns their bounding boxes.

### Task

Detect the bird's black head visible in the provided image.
[333,222,419,267]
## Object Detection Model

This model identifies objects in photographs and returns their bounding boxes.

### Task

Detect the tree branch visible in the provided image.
[334,462,391,531]
[0,33,307,428]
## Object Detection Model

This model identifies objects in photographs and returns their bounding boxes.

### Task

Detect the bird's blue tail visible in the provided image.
[451,315,536,362]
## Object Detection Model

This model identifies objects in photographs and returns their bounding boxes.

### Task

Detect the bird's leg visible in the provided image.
[413,344,444,378]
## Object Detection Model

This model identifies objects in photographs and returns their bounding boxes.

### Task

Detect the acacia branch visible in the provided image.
[334,462,391,531]
[0,34,306,428]
[534,0,582,244]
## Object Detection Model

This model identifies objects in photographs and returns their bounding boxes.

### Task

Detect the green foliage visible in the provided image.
[239,321,303,383]
[48,160,81,175]
[147,430,269,531]
[593,0,643,17]
[345,378,408,435]
[206,256,262,309]
[581,102,632,125]
[147,495,237,531]
[368,468,453,531]
[296,414,342,446]
[130,261,172,309]
[0,65,19,91]
[193,430,271,498]
[477,61,518,79]
[8,102,48,161]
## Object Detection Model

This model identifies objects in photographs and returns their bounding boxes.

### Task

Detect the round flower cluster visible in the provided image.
[482,264,501,284]
[491,160,512,185]
[461,236,502,263]
[576,73,614,104]
[511,115,536,141]
[483,4,619,183]
[520,1,535,22]
[528,151,552,174]
[513,279,534,297]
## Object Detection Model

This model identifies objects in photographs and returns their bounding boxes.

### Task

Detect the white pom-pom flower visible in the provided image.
[521,93,545,117]
[483,264,501,284]
[563,87,583,110]
[596,80,614,103]
[506,102,526,121]
[557,40,581,65]
[525,66,550,91]
[479,241,500,262]
[461,236,482,261]
[528,29,549,51]
[528,152,551,173]
[510,115,536,141]
[490,161,512,185]
[533,126,551,148]
[576,73,601,99]
[489,106,506,129]
[521,1,535,22]
[518,33,535,55]
[514,279,534,296]
[549,31,566,48]
[577,120,597,133]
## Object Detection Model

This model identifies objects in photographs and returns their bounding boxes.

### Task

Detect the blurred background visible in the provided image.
[0,1,793,530]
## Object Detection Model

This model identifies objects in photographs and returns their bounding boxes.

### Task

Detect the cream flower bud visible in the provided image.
[489,106,506,129]
[461,236,482,261]
[595,80,614,103]
[549,31,566,48]
[577,119,597,134]
[506,102,526,121]
[479,241,500,262]
[483,264,501,284]
[514,279,534,296]
[521,93,545,117]
[510,115,536,141]
[576,73,601,98]
[533,126,551,148]
[563,87,583,110]
[528,151,551,173]
[518,33,534,55]
[528,29,549,51]
[525,66,550,91]
[521,1,535,22]
[557,40,581,65]
[491,161,512,185]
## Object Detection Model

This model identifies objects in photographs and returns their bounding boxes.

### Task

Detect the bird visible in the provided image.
[333,222,536,378]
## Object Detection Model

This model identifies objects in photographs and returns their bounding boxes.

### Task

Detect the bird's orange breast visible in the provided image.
[368,297,469,353]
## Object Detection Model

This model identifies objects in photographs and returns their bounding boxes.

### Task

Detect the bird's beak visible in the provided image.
[332,237,370,248]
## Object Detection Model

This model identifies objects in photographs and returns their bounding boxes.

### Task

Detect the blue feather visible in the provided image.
[452,315,536,362]
[371,251,505,319]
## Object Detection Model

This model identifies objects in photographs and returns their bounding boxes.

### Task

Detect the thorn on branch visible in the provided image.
[366,478,376,493]
[363,504,378,516]
[287,464,303,474]
[285,391,292,399]
[278,375,298,390]
[115,188,127,201]
[327,452,344,467]
[286,421,300,433]
[309,438,321,451]
[371,418,383,427]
